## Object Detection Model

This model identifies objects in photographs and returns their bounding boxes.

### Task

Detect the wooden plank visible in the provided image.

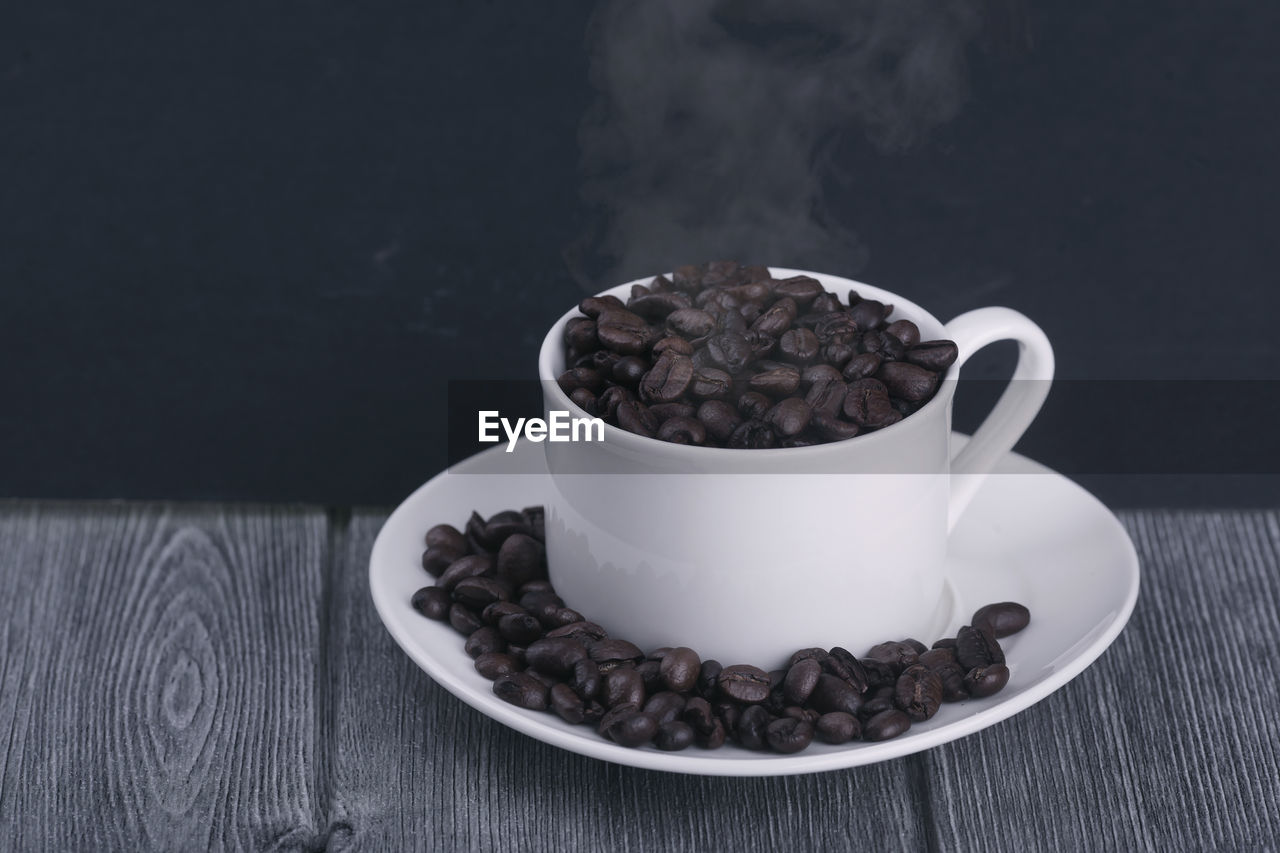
[923,510,1280,851]
[327,510,933,852]
[0,503,331,851]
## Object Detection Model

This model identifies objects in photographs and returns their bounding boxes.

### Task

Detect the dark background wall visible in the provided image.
[2,1,1277,506]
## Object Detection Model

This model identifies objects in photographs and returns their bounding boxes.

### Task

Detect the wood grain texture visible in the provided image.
[327,511,933,853]
[2,504,1278,850]
[925,510,1280,851]
[0,503,331,852]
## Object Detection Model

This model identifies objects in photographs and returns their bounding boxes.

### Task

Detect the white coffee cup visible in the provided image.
[538,268,1053,667]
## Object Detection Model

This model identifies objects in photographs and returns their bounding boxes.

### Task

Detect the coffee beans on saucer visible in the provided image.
[560,261,960,447]
[412,508,1029,754]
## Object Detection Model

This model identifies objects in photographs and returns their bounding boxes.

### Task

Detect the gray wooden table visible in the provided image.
[1,503,1277,851]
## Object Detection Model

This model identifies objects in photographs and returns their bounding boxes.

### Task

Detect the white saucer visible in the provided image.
[369,436,1140,777]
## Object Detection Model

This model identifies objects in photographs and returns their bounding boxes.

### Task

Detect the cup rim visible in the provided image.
[537,267,959,459]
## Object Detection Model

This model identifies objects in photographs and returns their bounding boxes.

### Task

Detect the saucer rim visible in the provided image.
[368,436,1141,777]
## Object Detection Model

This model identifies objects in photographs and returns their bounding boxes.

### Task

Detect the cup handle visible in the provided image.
[943,307,1055,531]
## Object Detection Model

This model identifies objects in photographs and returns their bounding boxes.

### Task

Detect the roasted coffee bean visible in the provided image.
[918,647,956,669]
[658,647,700,692]
[696,718,728,749]
[667,307,717,338]
[637,657,665,692]
[421,545,461,577]
[449,604,484,635]
[425,523,467,554]
[643,691,686,725]
[859,657,899,689]
[901,638,928,655]
[495,533,546,586]
[657,416,707,445]
[519,590,565,617]
[579,294,626,318]
[774,275,824,306]
[696,400,742,441]
[464,511,491,554]
[841,352,882,381]
[849,298,889,330]
[653,335,695,358]
[884,319,921,347]
[777,327,820,364]
[411,586,451,621]
[714,701,742,732]
[697,660,723,699]
[589,639,645,667]
[506,645,527,666]
[804,378,848,416]
[547,608,585,630]
[749,366,801,397]
[640,351,695,403]
[863,709,911,741]
[464,626,505,659]
[934,661,969,701]
[629,290,691,320]
[557,367,603,396]
[811,292,842,313]
[866,641,920,672]
[736,705,773,750]
[736,392,772,420]
[546,621,609,643]
[606,711,659,748]
[654,721,695,751]
[859,685,896,718]
[972,601,1031,638]
[612,356,650,386]
[816,712,861,744]
[482,600,524,626]
[689,367,733,399]
[564,316,599,351]
[574,349,619,374]
[597,703,639,738]
[604,667,646,708]
[523,668,558,691]
[810,412,860,442]
[596,309,651,355]
[956,625,1006,669]
[681,697,716,732]
[843,378,896,427]
[493,673,549,711]
[497,613,544,645]
[526,637,590,677]
[482,511,530,547]
[787,648,830,667]
[437,552,495,591]
[718,664,772,703]
[763,717,812,753]
[800,363,844,388]
[569,658,602,700]
[706,332,753,372]
[596,385,635,421]
[452,577,512,610]
[751,297,798,337]
[615,401,658,437]
[809,673,863,716]
[932,637,958,651]
[877,361,939,403]
[745,329,776,360]
[783,659,822,705]
[728,419,777,449]
[825,647,870,693]
[550,683,586,724]
[764,397,813,437]
[906,340,959,371]
[823,342,856,366]
[964,664,1010,697]
[519,578,552,594]
[474,651,520,680]
[569,388,598,416]
[647,402,697,422]
[894,665,943,722]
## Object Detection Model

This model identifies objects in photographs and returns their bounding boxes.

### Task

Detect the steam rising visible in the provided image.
[576,0,987,287]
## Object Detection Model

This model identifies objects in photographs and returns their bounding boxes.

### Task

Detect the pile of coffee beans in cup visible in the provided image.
[558,261,960,448]
[412,507,1030,754]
